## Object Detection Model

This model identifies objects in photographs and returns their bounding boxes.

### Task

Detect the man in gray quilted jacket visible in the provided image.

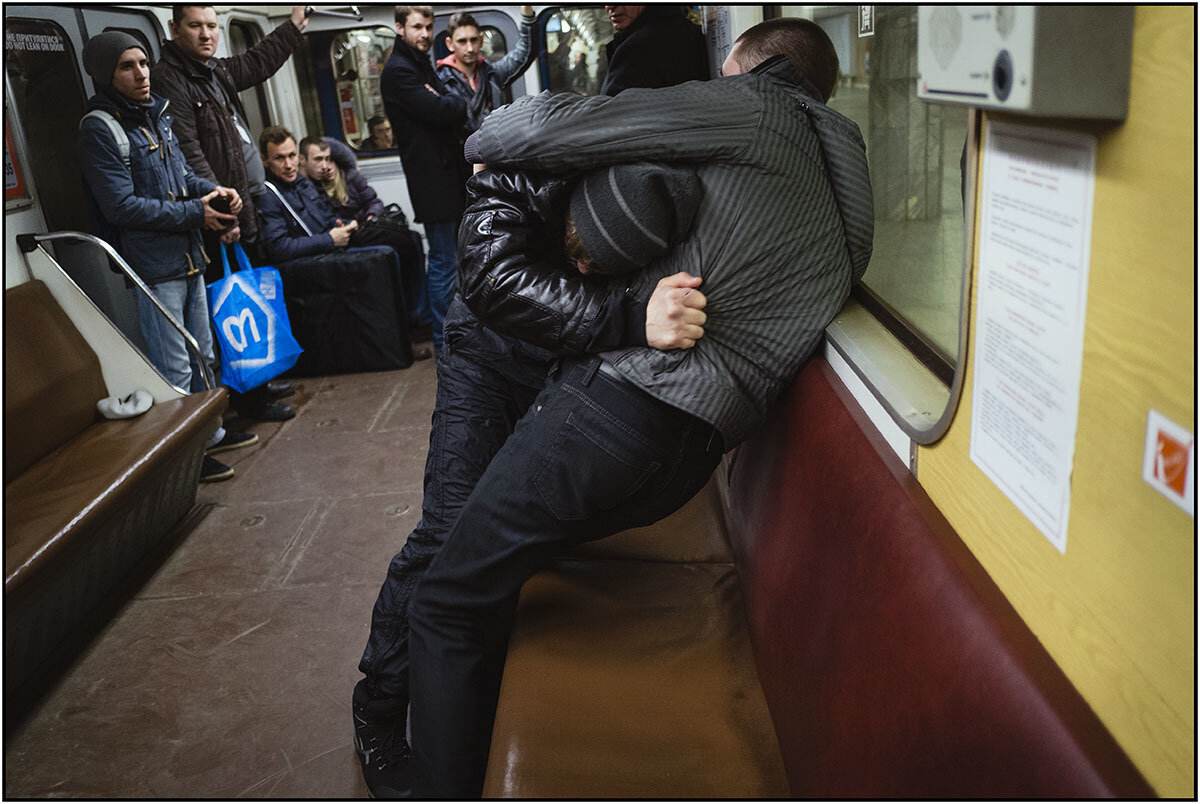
[407,18,874,797]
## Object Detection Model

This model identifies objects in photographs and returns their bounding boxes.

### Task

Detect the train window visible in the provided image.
[326,26,397,151]
[4,18,90,232]
[814,4,974,442]
[540,7,612,96]
[227,19,272,135]
[819,4,968,377]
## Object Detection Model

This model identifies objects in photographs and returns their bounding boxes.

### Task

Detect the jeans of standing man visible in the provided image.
[358,326,551,699]
[407,356,725,797]
[423,221,459,355]
[135,272,225,446]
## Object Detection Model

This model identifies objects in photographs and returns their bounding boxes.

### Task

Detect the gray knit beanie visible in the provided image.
[82,31,147,90]
[568,163,702,275]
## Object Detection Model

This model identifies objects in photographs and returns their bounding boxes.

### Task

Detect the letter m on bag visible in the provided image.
[210,274,277,370]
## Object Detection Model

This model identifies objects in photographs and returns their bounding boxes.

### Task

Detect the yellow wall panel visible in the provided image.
[918,6,1195,796]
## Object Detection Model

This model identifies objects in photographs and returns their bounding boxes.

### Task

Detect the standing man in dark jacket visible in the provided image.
[152,3,308,420]
[78,31,257,483]
[434,7,537,135]
[601,5,709,96]
[381,5,469,356]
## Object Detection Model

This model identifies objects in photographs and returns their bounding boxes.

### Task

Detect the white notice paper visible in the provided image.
[970,120,1097,553]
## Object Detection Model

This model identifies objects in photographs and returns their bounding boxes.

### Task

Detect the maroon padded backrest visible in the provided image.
[722,357,1153,798]
[4,281,107,481]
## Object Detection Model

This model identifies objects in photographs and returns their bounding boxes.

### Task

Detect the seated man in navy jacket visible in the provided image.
[257,126,431,361]
[257,126,359,262]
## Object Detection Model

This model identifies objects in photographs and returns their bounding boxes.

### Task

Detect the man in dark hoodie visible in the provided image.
[434,7,537,135]
[601,5,709,96]
[78,31,257,483]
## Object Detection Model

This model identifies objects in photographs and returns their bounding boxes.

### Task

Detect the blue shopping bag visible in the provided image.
[206,243,302,394]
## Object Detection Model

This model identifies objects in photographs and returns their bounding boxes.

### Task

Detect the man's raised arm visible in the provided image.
[466,78,759,174]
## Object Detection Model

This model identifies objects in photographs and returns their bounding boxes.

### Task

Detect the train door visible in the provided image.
[4,5,163,343]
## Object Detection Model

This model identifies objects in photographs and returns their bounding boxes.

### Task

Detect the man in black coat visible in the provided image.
[601,5,710,96]
[381,4,470,355]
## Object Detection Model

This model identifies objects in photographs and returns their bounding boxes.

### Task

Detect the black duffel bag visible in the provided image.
[274,245,413,375]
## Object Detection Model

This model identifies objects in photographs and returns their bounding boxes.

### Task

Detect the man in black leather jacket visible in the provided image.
[352,163,704,798]
[403,19,872,798]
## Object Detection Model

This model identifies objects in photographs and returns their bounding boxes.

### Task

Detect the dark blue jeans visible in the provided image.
[408,357,724,798]
[423,221,459,355]
[358,328,550,698]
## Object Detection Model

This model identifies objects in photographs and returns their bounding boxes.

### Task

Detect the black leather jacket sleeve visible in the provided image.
[458,169,648,355]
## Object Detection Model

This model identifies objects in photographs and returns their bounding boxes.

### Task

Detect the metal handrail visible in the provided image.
[18,231,215,391]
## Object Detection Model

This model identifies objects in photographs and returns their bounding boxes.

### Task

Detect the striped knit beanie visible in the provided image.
[568,163,701,275]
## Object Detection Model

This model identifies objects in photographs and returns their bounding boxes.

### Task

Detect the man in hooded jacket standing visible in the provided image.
[78,31,257,483]
[434,7,537,135]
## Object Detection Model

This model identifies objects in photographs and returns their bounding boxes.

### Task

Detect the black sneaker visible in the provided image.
[352,679,411,799]
[206,429,259,455]
[200,455,234,483]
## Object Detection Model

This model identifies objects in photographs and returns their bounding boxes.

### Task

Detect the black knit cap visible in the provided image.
[568,163,701,275]
[82,31,147,90]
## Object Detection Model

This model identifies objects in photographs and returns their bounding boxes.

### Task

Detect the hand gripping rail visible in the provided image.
[17,231,215,391]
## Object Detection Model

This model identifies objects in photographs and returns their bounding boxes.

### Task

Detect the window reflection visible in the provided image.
[543,8,612,95]
[227,20,272,137]
[330,26,396,151]
[819,4,967,367]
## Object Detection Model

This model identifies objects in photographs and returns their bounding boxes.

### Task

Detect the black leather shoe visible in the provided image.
[265,379,295,399]
[239,399,296,422]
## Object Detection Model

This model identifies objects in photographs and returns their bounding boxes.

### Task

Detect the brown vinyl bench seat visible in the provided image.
[4,279,225,703]
[483,356,1154,798]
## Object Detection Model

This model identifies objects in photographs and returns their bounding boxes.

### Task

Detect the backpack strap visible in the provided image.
[80,109,131,170]
[263,181,316,236]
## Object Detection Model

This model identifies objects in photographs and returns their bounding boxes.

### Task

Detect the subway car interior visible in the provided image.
[3,4,1195,798]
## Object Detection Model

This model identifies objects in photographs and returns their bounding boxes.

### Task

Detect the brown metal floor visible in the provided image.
[5,359,438,797]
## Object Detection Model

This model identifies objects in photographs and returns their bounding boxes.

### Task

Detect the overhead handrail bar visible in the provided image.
[304,6,364,21]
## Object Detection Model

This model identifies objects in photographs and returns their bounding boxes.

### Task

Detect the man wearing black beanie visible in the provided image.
[351,160,705,798]
[78,30,256,483]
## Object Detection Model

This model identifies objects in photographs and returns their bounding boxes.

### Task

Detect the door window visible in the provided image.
[4,18,90,231]
[541,7,612,96]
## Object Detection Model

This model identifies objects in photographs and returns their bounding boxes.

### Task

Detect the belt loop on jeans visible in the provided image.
[580,357,601,386]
